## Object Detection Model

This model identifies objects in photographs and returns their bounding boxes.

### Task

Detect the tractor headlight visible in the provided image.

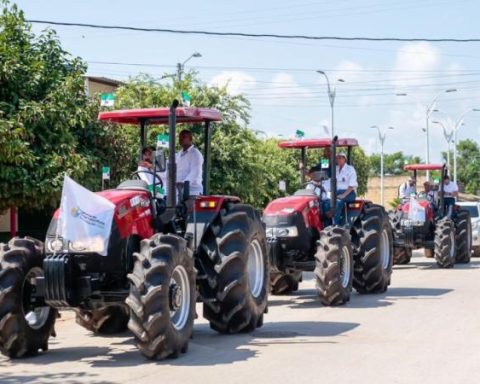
[46,238,65,253]
[68,238,105,254]
[266,226,299,238]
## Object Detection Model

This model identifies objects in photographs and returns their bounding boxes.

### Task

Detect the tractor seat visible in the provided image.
[117,179,150,192]
[294,189,317,197]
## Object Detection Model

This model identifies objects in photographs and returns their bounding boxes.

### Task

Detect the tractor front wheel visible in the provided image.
[314,226,353,306]
[126,234,195,359]
[393,247,412,265]
[0,237,57,358]
[75,305,129,334]
[270,271,302,295]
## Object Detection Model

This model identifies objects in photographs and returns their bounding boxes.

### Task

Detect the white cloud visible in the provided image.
[391,42,441,90]
[209,71,256,95]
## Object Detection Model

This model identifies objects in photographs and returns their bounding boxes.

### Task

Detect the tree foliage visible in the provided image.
[368,151,422,177]
[0,1,132,211]
[451,139,480,194]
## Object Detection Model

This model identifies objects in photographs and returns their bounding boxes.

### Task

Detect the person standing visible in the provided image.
[176,129,204,197]
[334,152,358,225]
[399,176,417,201]
[442,175,458,217]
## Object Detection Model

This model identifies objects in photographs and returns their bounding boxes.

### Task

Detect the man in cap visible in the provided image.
[399,176,417,201]
[333,152,358,225]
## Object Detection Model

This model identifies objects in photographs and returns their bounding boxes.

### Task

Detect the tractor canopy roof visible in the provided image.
[98,107,222,125]
[278,138,358,149]
[404,163,444,171]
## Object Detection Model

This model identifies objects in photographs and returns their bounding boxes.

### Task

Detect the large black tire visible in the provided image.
[75,305,129,334]
[126,234,195,359]
[0,237,57,358]
[314,226,353,306]
[270,271,302,295]
[352,205,393,294]
[434,218,456,268]
[393,247,412,265]
[197,204,269,333]
[454,210,472,264]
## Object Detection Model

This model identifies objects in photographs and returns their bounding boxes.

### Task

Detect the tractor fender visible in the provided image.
[186,195,241,250]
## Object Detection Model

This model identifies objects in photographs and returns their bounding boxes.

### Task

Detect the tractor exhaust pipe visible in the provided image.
[330,136,338,217]
[168,100,179,207]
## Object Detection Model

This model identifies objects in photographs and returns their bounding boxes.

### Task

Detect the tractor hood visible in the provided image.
[264,195,318,216]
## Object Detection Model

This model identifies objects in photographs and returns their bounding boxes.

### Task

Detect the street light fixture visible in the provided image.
[316,70,345,138]
[432,120,454,171]
[371,125,395,205]
[177,52,202,82]
[424,89,457,180]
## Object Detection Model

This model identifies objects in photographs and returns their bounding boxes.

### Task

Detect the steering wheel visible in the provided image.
[131,170,164,189]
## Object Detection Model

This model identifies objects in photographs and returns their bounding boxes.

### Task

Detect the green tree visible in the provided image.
[0,1,132,211]
[369,151,422,177]
[453,139,480,194]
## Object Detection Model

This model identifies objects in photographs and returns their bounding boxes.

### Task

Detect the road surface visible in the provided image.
[1,251,479,384]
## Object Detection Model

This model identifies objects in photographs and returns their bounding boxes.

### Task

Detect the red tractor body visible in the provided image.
[263,137,393,303]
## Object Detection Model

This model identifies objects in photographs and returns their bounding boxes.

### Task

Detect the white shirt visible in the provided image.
[399,182,416,199]
[335,164,358,191]
[443,181,458,195]
[176,145,204,195]
[306,179,331,200]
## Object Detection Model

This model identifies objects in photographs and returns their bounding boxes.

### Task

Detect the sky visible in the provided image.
[14,0,480,162]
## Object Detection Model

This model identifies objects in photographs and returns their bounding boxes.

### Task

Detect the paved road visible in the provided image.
[1,251,480,384]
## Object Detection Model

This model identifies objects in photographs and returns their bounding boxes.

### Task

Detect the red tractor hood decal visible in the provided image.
[264,195,318,216]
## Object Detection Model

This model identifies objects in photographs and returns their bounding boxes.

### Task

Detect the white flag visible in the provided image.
[59,175,115,256]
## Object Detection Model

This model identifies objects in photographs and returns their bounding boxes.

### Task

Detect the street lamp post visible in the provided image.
[452,108,480,183]
[424,88,457,180]
[177,52,202,82]
[432,120,454,172]
[371,125,395,205]
[316,70,345,138]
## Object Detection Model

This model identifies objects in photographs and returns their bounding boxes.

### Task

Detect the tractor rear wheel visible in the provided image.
[198,204,268,333]
[126,234,195,359]
[314,226,353,306]
[270,271,302,295]
[352,205,393,294]
[434,218,456,268]
[454,210,472,264]
[0,237,57,358]
[75,305,129,334]
[393,247,412,265]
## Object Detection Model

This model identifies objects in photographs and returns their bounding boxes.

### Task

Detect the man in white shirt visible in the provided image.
[176,129,204,197]
[399,177,417,201]
[442,175,458,217]
[334,152,358,225]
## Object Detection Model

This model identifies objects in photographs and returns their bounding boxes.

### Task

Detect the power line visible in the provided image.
[27,20,480,43]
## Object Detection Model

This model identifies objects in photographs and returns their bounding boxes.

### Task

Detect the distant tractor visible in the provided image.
[0,101,269,359]
[263,137,393,306]
[389,163,472,268]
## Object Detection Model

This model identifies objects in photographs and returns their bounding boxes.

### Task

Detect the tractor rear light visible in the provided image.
[199,200,217,209]
[349,202,362,209]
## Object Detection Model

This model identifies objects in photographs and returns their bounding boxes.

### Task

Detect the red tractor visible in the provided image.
[263,137,393,305]
[0,101,269,359]
[389,163,472,268]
